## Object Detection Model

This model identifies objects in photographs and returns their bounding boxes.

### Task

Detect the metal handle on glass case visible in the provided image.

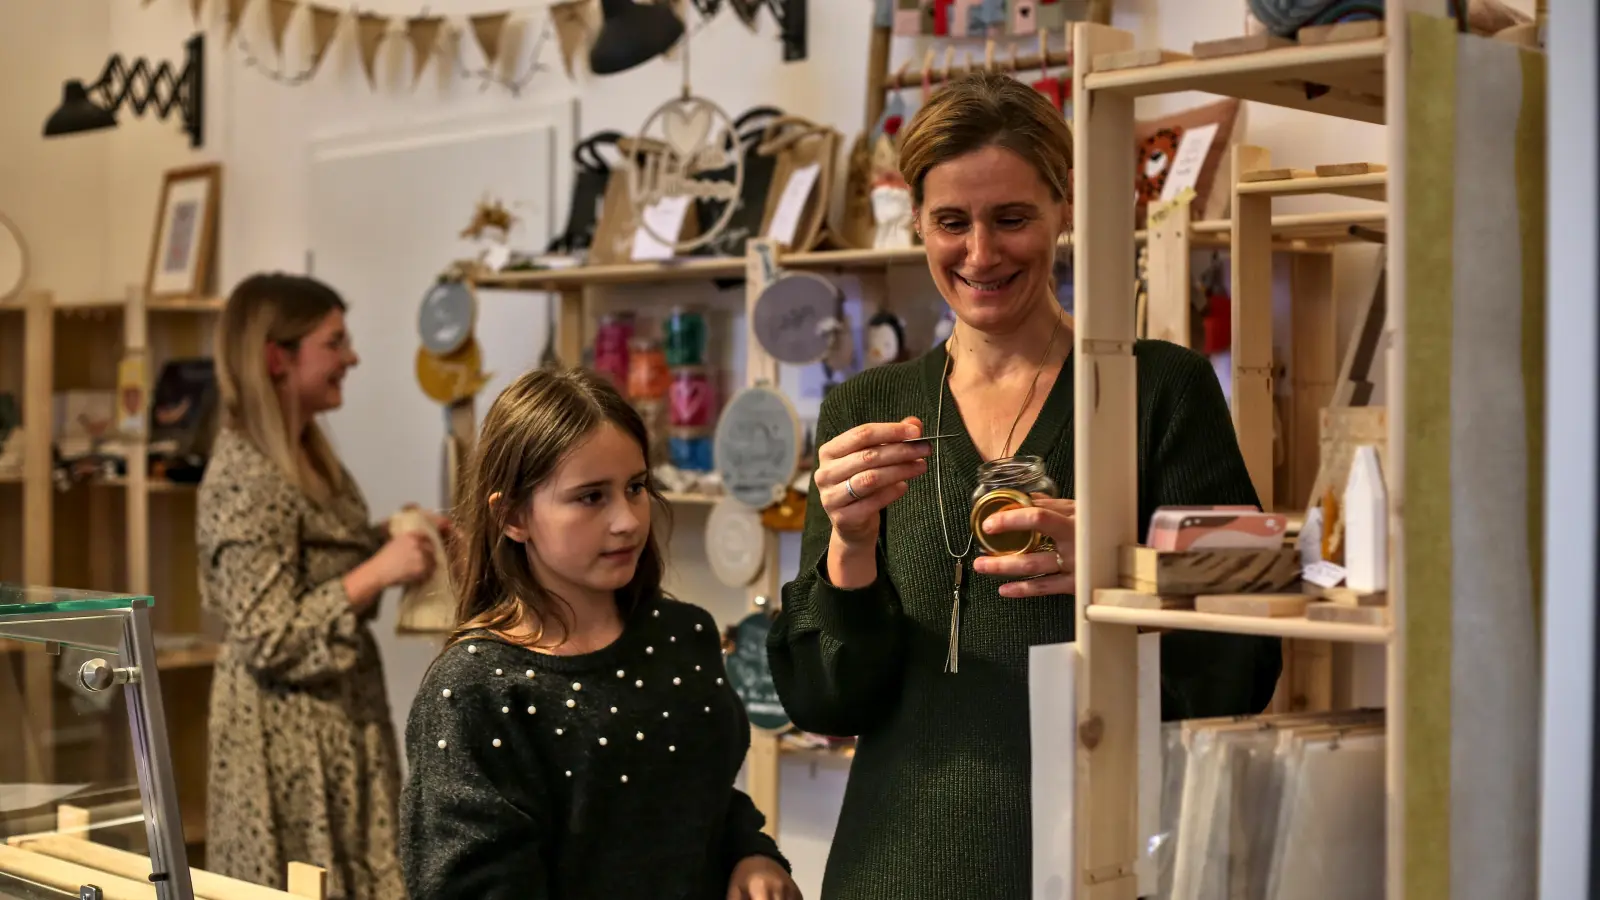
[78,657,141,692]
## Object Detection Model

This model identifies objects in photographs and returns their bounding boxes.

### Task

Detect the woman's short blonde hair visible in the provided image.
[897,72,1074,209]
[214,273,349,504]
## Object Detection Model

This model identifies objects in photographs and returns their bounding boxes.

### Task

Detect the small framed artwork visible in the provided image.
[145,163,221,300]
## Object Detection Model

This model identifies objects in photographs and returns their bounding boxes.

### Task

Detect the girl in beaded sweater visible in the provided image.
[400,368,798,900]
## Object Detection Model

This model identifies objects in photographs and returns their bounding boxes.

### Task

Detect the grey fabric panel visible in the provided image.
[1449,33,1541,900]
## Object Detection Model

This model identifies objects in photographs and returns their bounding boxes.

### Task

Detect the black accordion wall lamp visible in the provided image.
[43,33,205,150]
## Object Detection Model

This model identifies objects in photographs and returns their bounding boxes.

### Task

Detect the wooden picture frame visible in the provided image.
[144,163,221,300]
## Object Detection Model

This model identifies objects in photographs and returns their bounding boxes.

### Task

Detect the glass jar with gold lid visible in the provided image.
[968,455,1059,556]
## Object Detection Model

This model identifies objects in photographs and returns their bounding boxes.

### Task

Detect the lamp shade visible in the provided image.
[43,80,117,138]
[589,0,685,75]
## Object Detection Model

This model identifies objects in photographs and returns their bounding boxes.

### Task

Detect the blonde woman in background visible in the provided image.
[197,273,444,899]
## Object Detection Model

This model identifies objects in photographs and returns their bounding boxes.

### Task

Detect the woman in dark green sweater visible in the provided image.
[767,73,1282,899]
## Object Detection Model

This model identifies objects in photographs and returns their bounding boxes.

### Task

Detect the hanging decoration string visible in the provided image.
[451,15,554,96]
[203,0,560,94]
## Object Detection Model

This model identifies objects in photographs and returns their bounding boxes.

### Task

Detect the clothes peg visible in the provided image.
[984,39,995,72]
[943,45,955,83]
[920,47,935,103]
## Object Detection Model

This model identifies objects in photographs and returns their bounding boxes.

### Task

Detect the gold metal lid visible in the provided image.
[970,488,1040,556]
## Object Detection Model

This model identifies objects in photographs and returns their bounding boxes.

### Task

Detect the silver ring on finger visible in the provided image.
[845,474,862,502]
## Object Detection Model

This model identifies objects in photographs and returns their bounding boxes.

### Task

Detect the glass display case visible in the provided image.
[0,584,192,899]
[0,586,329,900]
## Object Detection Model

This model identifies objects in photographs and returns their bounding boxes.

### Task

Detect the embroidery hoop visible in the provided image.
[714,383,802,510]
[0,212,28,304]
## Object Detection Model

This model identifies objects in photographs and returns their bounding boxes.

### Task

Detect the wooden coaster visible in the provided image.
[1297,19,1384,46]
[1093,48,1192,72]
[1305,602,1389,626]
[1314,162,1388,177]
[1302,583,1388,607]
[1192,33,1294,60]
[1120,545,1301,595]
[1240,168,1316,183]
[1094,589,1193,610]
[1194,594,1310,618]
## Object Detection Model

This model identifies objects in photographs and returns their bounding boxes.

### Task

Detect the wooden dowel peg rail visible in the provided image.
[882,49,1073,91]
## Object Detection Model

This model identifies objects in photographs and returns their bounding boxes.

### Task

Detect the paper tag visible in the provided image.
[1158,123,1218,203]
[764,163,822,247]
[1302,559,1347,589]
[481,243,511,271]
[631,194,692,262]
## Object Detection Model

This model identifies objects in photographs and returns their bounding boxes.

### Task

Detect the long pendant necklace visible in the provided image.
[933,312,1063,673]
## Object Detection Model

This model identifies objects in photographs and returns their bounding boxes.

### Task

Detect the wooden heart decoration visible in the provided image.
[662,102,714,165]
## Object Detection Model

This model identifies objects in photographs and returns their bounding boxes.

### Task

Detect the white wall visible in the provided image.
[10,0,1539,894]
[1540,0,1595,895]
[0,2,113,304]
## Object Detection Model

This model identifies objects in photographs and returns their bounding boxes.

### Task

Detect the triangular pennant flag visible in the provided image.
[406,15,444,86]
[547,0,591,78]
[308,6,343,74]
[356,12,390,88]
[190,0,206,25]
[268,0,298,57]
[470,12,510,69]
[224,0,250,41]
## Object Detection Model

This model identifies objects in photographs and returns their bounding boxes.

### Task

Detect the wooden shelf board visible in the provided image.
[1083,37,1386,124]
[1085,594,1391,644]
[90,477,197,493]
[1236,171,1387,203]
[0,472,21,484]
[476,257,747,290]
[1190,208,1387,238]
[778,741,855,762]
[475,238,1070,291]
[660,491,721,506]
[49,296,222,314]
[147,297,224,313]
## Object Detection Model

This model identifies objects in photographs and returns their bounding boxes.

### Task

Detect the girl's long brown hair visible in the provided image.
[450,367,669,648]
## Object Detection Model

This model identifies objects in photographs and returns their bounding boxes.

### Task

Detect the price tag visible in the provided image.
[631,195,693,262]
[1158,123,1219,203]
[763,163,822,247]
[1302,559,1347,589]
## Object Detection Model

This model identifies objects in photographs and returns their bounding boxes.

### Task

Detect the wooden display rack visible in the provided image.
[0,287,222,854]
[1072,5,1545,898]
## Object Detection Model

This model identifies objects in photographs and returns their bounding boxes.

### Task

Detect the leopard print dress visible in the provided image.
[196,429,405,900]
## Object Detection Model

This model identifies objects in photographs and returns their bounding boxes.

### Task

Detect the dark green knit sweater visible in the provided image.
[767,339,1282,900]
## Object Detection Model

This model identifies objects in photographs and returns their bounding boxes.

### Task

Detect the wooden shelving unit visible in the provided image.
[0,287,222,859]
[1071,7,1546,898]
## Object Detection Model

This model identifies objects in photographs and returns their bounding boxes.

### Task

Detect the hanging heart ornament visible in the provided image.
[627,95,745,253]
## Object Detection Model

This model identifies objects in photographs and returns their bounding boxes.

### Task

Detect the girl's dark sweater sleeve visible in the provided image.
[401,671,551,900]
[766,385,907,737]
[1141,343,1285,719]
[720,787,790,875]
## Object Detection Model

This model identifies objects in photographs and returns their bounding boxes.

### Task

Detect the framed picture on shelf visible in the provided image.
[145,163,221,300]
